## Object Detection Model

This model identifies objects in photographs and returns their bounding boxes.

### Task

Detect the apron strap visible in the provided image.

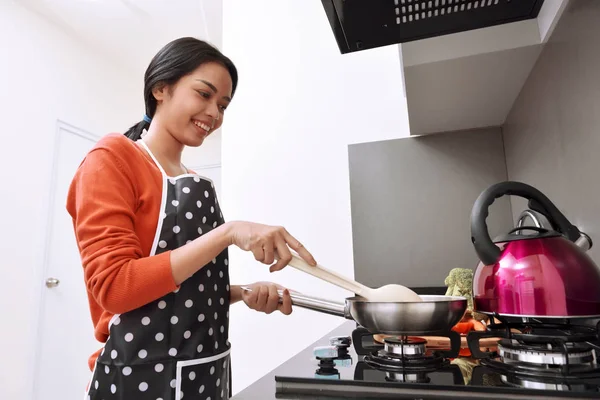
[137,139,168,177]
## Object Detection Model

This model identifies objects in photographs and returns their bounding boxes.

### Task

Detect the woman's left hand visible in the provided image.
[241,281,293,315]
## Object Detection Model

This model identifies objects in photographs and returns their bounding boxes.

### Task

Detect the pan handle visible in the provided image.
[240,286,347,318]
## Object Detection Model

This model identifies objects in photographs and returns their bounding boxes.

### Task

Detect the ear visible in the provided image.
[152,83,169,102]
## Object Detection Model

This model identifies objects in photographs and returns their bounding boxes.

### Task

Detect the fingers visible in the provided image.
[256,285,268,312]
[242,222,316,271]
[263,241,275,265]
[278,288,293,315]
[264,284,280,314]
[244,283,294,316]
[243,285,266,312]
[270,236,291,272]
[251,246,264,263]
[241,286,256,308]
[281,229,317,266]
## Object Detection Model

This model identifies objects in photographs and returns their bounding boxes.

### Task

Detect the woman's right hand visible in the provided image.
[228,221,316,272]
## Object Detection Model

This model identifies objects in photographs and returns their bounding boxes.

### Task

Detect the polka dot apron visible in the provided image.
[85,140,231,400]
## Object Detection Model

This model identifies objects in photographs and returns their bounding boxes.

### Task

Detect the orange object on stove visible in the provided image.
[451,319,486,357]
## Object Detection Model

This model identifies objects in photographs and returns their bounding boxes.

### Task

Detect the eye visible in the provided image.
[219,105,227,112]
[196,90,211,99]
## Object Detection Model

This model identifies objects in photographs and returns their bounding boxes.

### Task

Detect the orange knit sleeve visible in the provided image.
[67,143,178,315]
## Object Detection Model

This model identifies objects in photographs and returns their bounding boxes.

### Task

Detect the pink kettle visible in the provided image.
[470,181,600,318]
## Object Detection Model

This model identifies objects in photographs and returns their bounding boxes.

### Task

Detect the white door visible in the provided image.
[32,121,101,400]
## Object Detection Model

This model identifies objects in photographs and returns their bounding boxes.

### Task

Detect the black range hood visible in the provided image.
[320,0,546,54]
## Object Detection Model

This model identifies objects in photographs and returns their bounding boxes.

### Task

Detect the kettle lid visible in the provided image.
[492,226,562,243]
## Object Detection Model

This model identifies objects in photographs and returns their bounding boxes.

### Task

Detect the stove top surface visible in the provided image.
[266,321,600,400]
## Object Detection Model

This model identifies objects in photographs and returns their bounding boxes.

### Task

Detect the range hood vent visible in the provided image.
[321,0,546,54]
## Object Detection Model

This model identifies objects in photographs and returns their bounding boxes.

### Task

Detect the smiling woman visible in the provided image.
[124,38,236,150]
[66,37,318,400]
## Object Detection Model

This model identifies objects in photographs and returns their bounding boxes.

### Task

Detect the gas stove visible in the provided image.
[272,320,600,399]
[468,315,600,393]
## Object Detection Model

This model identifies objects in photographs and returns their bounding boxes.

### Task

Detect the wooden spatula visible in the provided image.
[286,253,422,302]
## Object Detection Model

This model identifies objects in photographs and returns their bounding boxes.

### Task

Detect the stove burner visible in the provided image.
[468,316,600,391]
[364,339,448,374]
[467,316,600,364]
[498,339,596,367]
[383,337,427,356]
[351,326,462,359]
[500,373,598,391]
[364,353,437,384]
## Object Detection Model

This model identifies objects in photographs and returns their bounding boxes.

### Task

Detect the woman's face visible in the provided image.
[153,61,233,147]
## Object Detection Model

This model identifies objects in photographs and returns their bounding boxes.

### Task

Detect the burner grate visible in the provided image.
[365,348,448,372]
[352,326,462,359]
[359,330,460,373]
[468,316,600,378]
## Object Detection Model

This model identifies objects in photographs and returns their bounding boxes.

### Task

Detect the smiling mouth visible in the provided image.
[193,120,211,134]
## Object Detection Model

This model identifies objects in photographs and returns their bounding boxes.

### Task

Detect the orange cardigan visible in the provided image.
[66,133,178,370]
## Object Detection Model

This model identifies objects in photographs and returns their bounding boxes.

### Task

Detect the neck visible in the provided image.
[142,116,185,169]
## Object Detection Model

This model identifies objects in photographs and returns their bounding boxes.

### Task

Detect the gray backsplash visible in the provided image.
[503,0,600,263]
[348,128,514,289]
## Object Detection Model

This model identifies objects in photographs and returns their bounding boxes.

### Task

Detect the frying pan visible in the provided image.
[241,287,468,335]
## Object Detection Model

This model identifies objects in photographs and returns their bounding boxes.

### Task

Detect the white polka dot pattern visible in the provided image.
[85,173,230,399]
[179,355,230,400]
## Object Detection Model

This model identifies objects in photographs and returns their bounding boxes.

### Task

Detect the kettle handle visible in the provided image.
[470,181,581,265]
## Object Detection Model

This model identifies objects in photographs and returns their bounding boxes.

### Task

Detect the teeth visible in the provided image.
[193,121,211,132]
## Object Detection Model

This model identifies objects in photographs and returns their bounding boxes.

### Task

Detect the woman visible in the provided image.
[67,37,317,400]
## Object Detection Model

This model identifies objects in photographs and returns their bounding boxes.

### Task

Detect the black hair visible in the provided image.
[124,37,238,141]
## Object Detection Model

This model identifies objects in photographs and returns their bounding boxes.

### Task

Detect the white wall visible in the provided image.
[0,2,141,398]
[183,130,222,168]
[185,131,223,201]
[222,0,411,394]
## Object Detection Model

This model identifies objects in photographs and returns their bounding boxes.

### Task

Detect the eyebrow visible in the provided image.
[197,79,232,102]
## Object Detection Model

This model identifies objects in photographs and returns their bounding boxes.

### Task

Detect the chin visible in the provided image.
[182,132,207,147]
[186,137,206,147]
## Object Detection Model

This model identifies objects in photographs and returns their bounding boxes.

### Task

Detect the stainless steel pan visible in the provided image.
[242,287,468,335]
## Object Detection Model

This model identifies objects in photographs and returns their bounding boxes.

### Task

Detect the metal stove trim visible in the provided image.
[499,342,595,366]
[275,376,600,399]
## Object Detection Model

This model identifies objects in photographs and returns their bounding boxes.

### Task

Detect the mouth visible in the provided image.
[192,120,212,136]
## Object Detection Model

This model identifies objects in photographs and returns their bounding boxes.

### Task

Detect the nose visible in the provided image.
[206,102,220,125]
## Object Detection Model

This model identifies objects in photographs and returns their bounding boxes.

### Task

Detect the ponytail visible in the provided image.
[124,120,150,141]
[124,114,152,141]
